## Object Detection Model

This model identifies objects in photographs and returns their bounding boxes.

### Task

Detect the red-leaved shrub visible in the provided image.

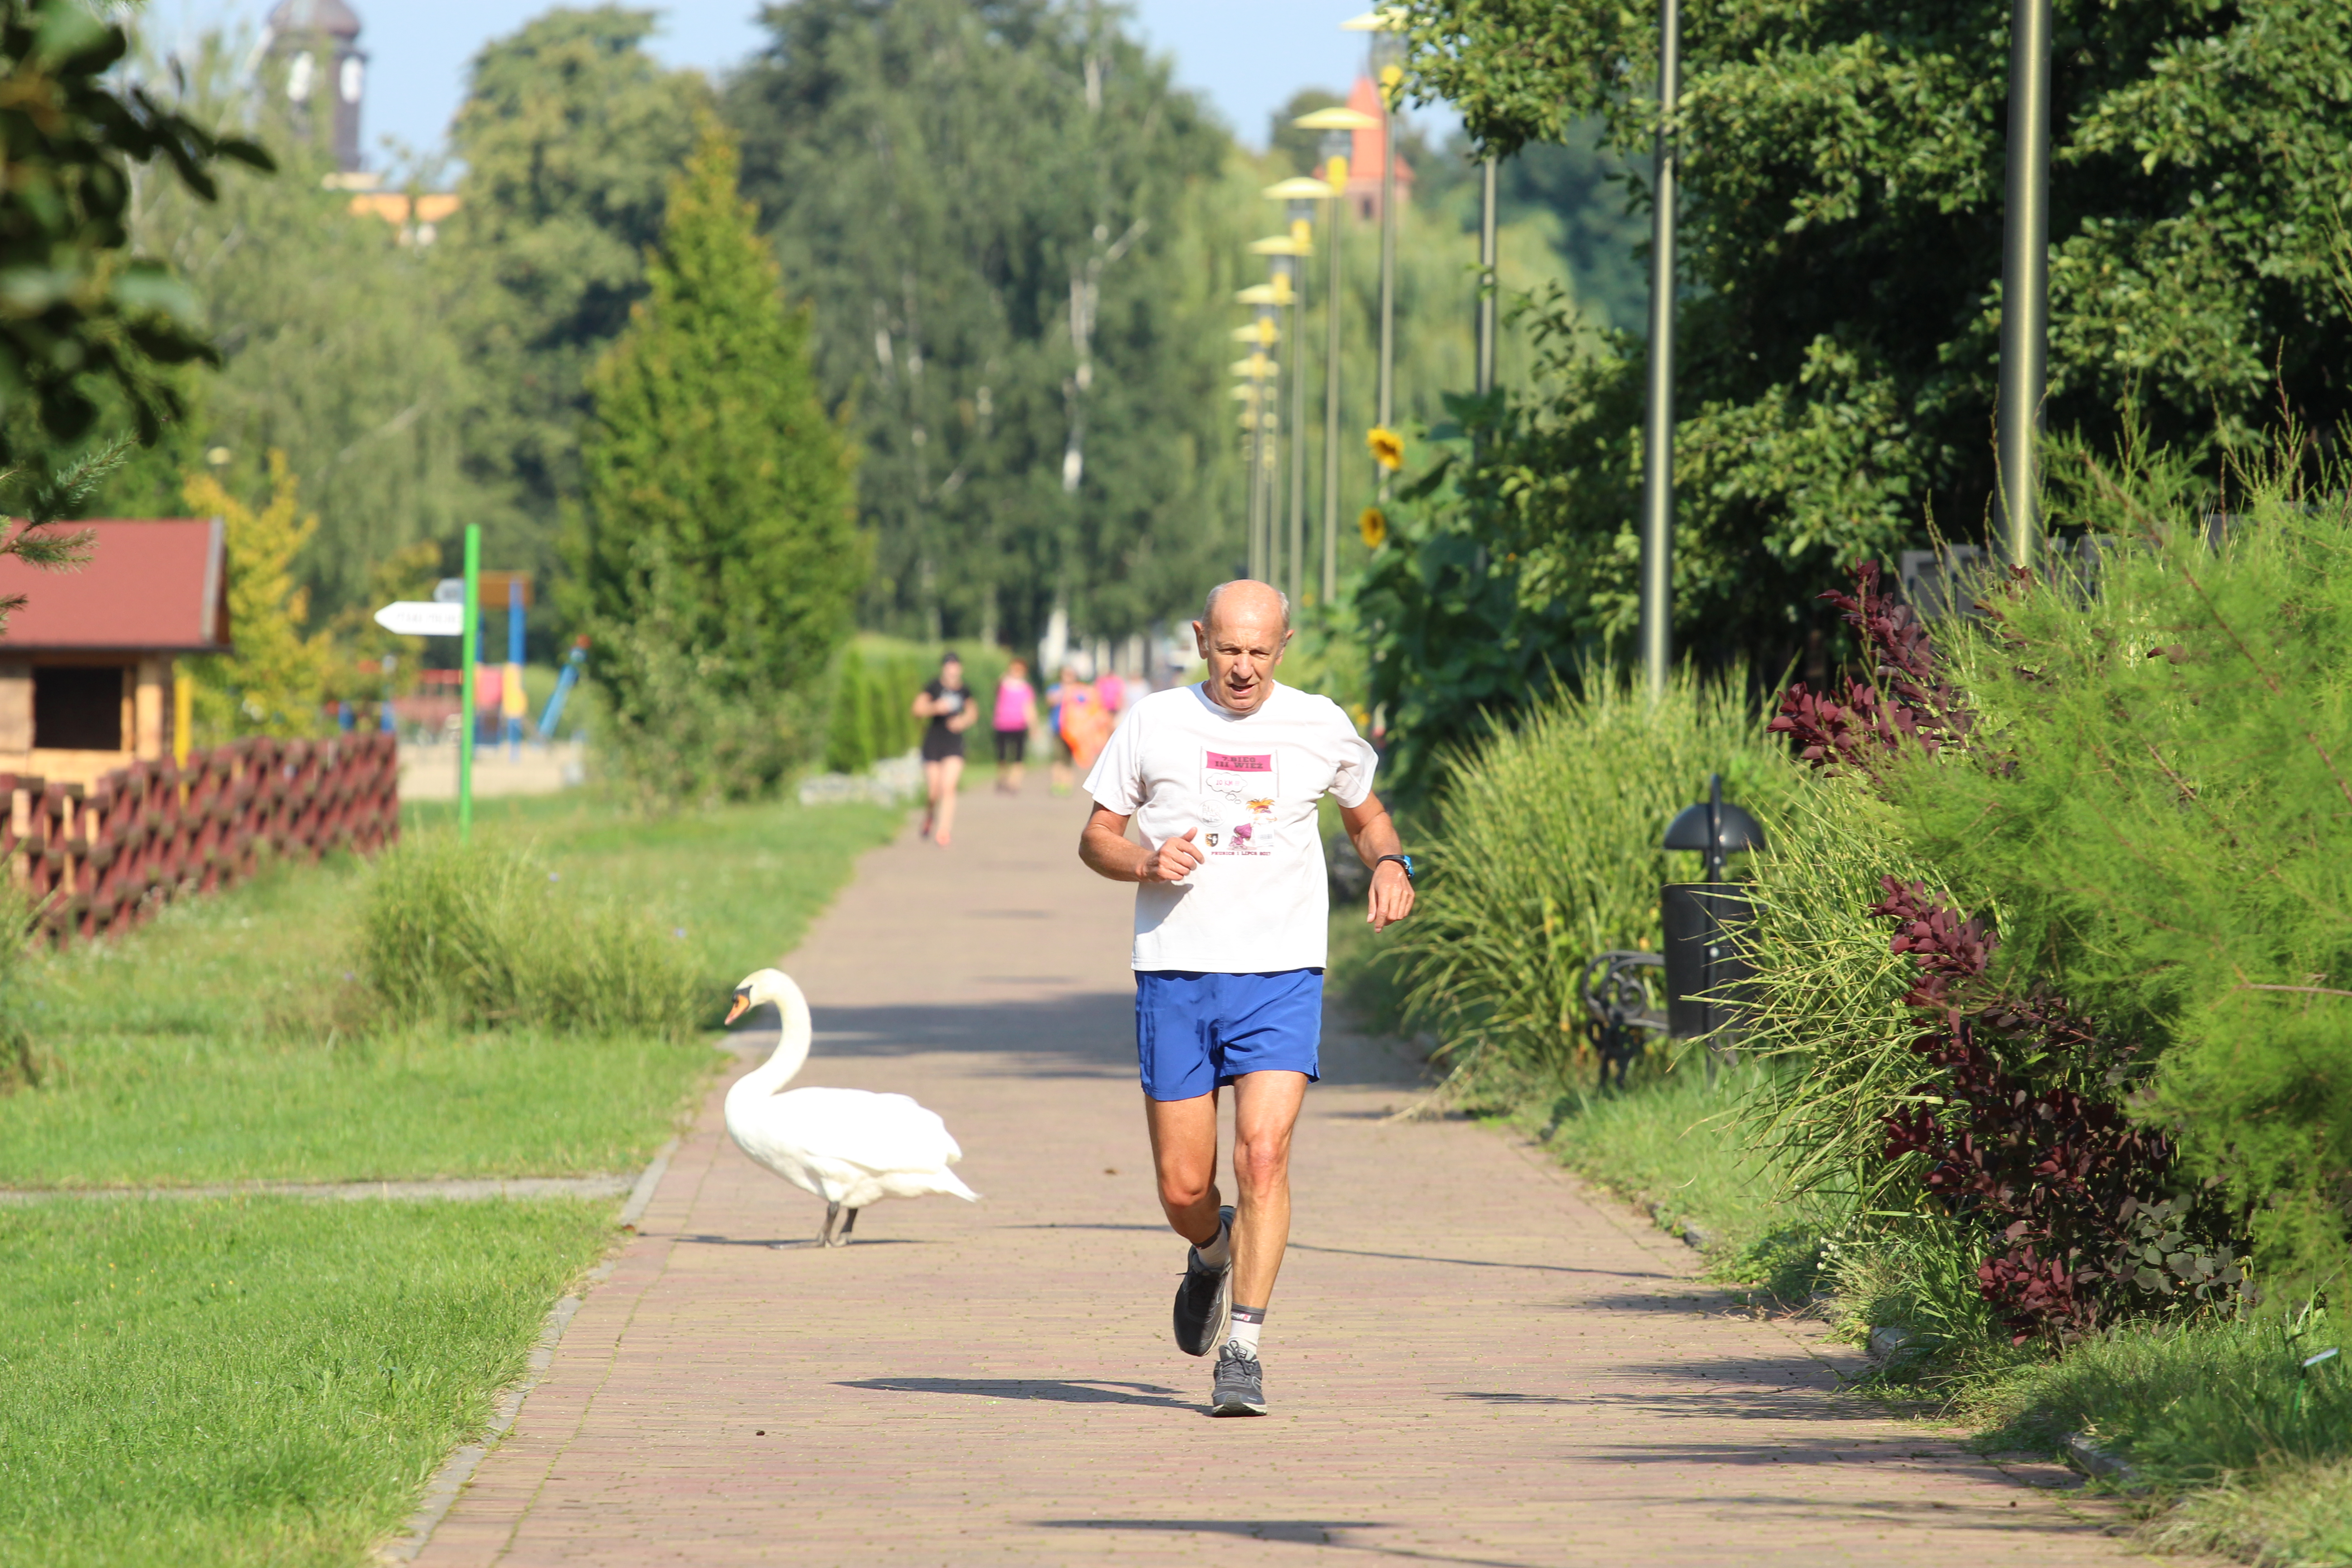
[1777,561,2245,1345]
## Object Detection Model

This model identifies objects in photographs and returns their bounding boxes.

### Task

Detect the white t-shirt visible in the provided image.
[1084,681,1379,973]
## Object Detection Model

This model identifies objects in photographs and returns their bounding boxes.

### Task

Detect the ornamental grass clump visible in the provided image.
[359,834,700,1037]
[1391,665,1795,1084]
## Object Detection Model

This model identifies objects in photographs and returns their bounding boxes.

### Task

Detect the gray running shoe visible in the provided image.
[1171,1205,1235,1357]
[1210,1342,1266,1416]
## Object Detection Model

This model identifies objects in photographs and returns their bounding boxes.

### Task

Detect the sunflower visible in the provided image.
[1366,426,1404,471]
[1358,506,1388,548]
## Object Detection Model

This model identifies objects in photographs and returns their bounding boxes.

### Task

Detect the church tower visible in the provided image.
[264,0,367,174]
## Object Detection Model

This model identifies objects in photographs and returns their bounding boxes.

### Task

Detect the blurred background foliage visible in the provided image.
[45,0,1648,764]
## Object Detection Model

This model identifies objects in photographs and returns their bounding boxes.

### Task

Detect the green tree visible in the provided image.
[181,451,338,740]
[1387,0,2352,674]
[107,30,476,622]
[442,6,708,601]
[579,121,865,807]
[0,0,272,624]
[726,0,1244,649]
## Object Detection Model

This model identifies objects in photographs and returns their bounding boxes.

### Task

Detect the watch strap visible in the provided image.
[1375,853,1414,880]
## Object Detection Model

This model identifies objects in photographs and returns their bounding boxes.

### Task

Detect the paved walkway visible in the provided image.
[411,786,2154,1566]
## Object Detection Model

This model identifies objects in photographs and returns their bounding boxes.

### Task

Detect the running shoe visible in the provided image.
[1171,1205,1235,1357]
[1210,1342,1266,1416]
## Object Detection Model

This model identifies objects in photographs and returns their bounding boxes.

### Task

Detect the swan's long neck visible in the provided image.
[730,983,813,1101]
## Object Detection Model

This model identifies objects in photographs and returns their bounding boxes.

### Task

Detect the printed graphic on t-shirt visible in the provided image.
[1200,749,1277,858]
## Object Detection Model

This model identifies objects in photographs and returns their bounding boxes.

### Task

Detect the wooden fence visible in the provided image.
[0,733,399,940]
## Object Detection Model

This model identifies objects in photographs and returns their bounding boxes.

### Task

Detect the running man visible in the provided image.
[1078,579,1415,1415]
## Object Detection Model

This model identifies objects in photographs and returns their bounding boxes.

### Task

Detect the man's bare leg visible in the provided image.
[1146,1091,1222,1247]
[1145,1070,1307,1300]
[1228,1070,1306,1310]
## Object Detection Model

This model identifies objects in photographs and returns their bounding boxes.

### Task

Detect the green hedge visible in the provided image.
[823,637,1011,774]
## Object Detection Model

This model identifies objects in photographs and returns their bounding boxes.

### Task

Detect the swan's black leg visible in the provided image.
[841,1208,859,1240]
[821,1201,841,1246]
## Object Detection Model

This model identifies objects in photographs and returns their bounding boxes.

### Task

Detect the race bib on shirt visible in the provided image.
[1200,749,1277,858]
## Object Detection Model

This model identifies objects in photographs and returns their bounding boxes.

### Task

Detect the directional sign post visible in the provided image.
[460,526,480,838]
[372,528,482,835]
[371,601,466,637]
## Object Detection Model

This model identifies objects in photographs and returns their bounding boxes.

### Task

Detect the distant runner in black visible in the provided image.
[914,652,978,846]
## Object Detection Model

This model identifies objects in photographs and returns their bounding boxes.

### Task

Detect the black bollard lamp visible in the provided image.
[1659,774,1766,1045]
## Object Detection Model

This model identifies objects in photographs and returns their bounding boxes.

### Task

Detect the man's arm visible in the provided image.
[1339,792,1415,931]
[1080,805,1202,885]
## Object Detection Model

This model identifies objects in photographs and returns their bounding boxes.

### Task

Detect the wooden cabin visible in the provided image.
[0,519,230,788]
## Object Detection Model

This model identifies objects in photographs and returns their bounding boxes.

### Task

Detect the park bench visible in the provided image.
[1580,949,1666,1088]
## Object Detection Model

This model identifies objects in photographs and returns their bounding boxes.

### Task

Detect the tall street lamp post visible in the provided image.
[1322,146,1345,604]
[1638,0,1682,705]
[1288,117,1372,604]
[1345,10,1404,500]
[1250,230,1313,603]
[1284,206,1314,604]
[1995,0,2053,570]
[1231,318,1279,581]
[1234,278,1289,582]
[1476,157,1498,400]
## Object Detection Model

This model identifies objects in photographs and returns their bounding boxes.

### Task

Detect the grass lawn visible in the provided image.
[407,790,900,991]
[0,1197,611,1568]
[0,785,901,1566]
[0,792,899,1189]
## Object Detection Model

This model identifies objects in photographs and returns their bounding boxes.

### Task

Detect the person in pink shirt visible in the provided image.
[1097,667,1127,717]
[991,659,1039,794]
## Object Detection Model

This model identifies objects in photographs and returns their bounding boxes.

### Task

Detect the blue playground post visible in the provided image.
[538,638,587,739]
[506,575,527,758]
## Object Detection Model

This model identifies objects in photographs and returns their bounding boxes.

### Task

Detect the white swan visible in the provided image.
[722,967,978,1246]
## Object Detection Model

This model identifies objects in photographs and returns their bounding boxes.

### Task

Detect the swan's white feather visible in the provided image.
[730,1086,977,1208]
[721,968,979,1225]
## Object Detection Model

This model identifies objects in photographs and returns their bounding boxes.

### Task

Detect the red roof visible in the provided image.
[0,519,230,653]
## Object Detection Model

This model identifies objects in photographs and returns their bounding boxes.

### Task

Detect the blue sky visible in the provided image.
[147,1,1435,168]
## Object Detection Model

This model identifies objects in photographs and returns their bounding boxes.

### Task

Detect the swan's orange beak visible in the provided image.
[724,993,750,1026]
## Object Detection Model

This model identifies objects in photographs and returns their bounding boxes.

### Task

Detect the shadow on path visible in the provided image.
[1034,1519,1536,1568]
[1286,1240,1681,1279]
[674,1233,929,1249]
[840,1376,1188,1409]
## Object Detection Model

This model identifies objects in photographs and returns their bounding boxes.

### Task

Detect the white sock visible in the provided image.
[1228,1305,1264,1357]
[1192,1217,1231,1270]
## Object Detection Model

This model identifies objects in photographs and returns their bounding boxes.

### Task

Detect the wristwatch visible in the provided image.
[1375,853,1414,881]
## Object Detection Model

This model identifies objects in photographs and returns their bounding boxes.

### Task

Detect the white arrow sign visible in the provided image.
[373,600,466,637]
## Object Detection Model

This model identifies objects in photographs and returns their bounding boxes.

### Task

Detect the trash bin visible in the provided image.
[1659,774,1765,1048]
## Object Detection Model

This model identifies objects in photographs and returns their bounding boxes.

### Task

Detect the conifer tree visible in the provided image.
[580,120,866,807]
[182,451,337,740]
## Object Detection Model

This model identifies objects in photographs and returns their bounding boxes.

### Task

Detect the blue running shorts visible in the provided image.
[1135,968,1324,1102]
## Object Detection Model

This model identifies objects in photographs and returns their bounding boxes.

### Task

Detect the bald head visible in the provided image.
[1201,578,1290,635]
[1193,578,1293,715]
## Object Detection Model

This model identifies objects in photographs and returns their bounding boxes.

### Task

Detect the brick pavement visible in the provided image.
[409,784,2157,1567]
